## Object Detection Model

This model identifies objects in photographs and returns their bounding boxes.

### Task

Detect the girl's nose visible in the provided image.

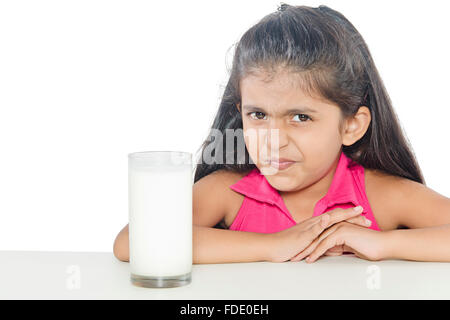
[265,122,289,151]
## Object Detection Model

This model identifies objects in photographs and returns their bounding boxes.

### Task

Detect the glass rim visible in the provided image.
[128,150,192,159]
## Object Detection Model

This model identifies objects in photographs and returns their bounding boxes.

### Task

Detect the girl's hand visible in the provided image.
[267,206,372,263]
[289,221,389,263]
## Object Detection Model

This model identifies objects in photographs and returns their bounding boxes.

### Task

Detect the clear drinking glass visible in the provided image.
[128,151,193,288]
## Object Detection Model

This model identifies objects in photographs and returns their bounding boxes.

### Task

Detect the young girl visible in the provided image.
[114,4,450,264]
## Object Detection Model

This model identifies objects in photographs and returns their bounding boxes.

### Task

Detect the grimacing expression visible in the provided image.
[238,69,345,192]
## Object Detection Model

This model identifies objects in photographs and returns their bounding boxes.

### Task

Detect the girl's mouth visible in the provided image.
[269,160,297,170]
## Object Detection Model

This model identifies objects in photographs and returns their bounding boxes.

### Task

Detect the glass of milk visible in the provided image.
[128,151,193,288]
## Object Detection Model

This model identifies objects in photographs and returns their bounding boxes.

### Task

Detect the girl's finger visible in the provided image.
[306,207,361,242]
[324,250,343,256]
[345,215,372,228]
[292,222,340,261]
[305,213,331,241]
[323,206,364,229]
[307,233,343,263]
[325,244,345,254]
[290,236,320,261]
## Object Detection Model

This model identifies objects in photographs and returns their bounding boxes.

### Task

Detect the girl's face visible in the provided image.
[239,69,345,193]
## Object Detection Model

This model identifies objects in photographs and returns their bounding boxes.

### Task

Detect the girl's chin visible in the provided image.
[266,176,300,193]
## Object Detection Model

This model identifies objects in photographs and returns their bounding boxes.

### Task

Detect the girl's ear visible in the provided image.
[236,102,241,113]
[341,106,371,146]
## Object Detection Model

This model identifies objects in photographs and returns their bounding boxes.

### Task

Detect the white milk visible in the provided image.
[128,160,192,277]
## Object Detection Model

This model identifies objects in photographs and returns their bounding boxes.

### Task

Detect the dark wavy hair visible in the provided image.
[194,3,425,190]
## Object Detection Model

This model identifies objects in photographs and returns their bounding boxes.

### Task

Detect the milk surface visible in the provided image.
[128,163,192,277]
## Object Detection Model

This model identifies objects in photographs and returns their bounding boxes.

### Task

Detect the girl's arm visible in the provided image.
[112,223,273,263]
[193,225,272,264]
[384,224,450,262]
[382,176,450,261]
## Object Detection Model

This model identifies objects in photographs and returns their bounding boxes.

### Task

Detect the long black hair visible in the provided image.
[194,3,425,187]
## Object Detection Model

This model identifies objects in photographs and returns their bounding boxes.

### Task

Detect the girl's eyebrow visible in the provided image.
[242,105,318,115]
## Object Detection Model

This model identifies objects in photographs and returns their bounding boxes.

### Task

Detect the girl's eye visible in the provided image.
[292,114,311,122]
[248,111,267,120]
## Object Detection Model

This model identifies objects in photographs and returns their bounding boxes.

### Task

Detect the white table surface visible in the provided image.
[1,250,450,299]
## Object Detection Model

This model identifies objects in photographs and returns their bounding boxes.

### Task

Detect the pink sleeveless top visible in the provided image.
[228,151,381,233]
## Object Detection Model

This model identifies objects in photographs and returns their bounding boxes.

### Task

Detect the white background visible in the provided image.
[0,0,448,252]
